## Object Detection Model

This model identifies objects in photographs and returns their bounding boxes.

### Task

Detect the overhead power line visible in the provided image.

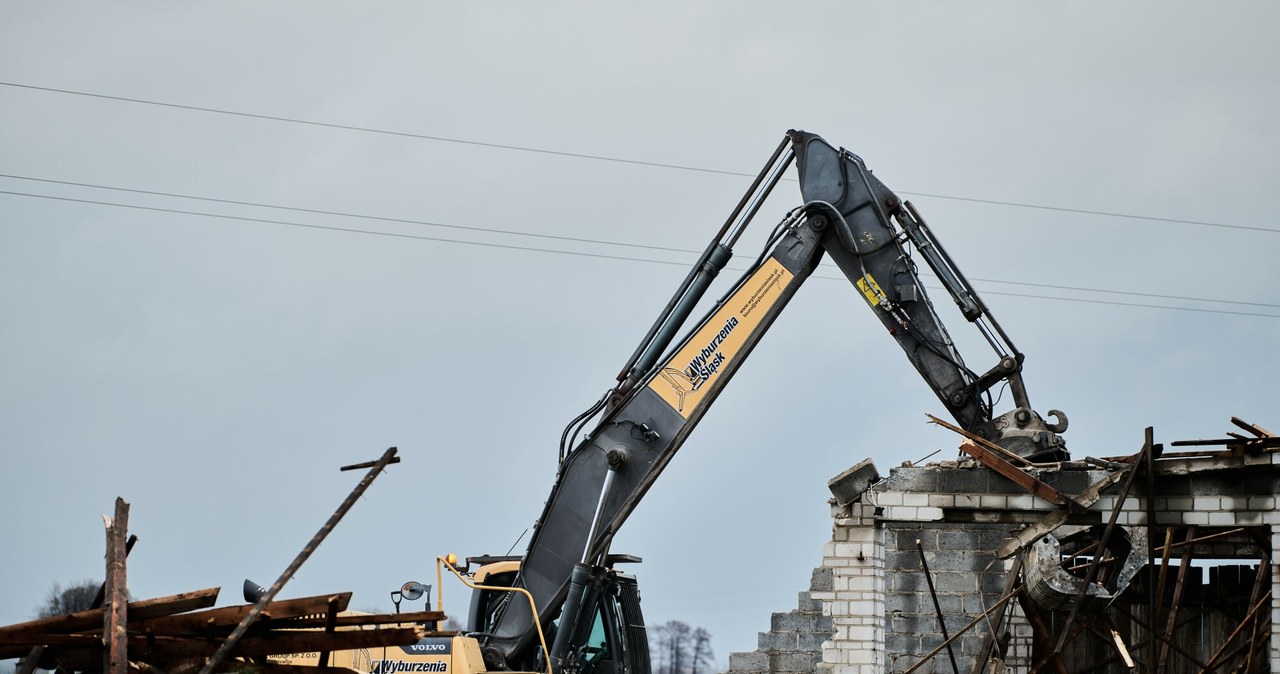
[2,80,1276,235]
[5,172,1279,313]
[2,188,1277,319]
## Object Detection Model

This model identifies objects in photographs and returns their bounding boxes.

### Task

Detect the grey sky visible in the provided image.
[2,2,1278,664]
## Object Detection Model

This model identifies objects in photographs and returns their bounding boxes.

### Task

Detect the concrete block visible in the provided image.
[728,650,768,672]
[811,567,835,592]
[953,494,981,508]
[769,651,817,672]
[799,632,831,651]
[934,571,977,593]
[829,459,880,506]
[759,630,799,651]
[771,612,814,633]
[937,468,986,493]
[1184,510,1210,525]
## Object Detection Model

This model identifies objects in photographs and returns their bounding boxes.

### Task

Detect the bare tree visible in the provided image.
[690,627,713,674]
[37,580,101,617]
[648,621,710,674]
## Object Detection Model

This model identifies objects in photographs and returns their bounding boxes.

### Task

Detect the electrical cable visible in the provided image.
[2,80,1276,235]
[8,171,1274,313]
[1,188,1277,319]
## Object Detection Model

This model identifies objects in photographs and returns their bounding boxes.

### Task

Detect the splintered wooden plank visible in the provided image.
[1231,416,1274,438]
[105,498,130,674]
[130,593,352,635]
[0,589,220,642]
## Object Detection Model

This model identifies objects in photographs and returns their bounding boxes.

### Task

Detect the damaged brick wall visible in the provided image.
[724,445,1279,674]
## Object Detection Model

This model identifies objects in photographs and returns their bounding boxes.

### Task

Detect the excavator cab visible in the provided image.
[465,556,648,674]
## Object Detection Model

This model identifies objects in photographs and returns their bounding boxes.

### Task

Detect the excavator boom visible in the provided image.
[477,131,1068,672]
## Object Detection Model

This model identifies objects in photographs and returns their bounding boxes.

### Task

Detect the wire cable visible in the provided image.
[9,172,1276,312]
[3,80,1276,235]
[1,189,1277,319]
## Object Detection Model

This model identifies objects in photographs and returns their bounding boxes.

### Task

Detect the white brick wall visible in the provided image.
[820,518,885,674]
[1272,526,1280,674]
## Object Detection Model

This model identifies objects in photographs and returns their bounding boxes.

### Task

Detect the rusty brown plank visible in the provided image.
[957,441,1088,515]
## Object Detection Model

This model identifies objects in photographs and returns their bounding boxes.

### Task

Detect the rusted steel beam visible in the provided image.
[195,447,398,674]
[915,540,959,674]
[956,441,1088,514]
[105,497,130,674]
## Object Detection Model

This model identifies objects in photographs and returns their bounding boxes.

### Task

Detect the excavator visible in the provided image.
[295,130,1070,674]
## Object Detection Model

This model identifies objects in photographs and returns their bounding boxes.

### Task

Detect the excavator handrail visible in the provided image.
[436,556,553,674]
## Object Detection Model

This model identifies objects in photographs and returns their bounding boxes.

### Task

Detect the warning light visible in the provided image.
[445,552,458,566]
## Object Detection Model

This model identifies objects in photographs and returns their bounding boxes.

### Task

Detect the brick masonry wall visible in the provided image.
[724,452,1280,674]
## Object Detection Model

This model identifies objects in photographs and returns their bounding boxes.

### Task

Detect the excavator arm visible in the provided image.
[477,131,1067,672]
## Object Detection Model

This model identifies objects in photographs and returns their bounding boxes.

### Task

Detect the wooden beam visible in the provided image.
[144,626,426,659]
[104,498,129,674]
[129,593,352,635]
[0,589,221,642]
[196,448,398,674]
[957,441,1088,515]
